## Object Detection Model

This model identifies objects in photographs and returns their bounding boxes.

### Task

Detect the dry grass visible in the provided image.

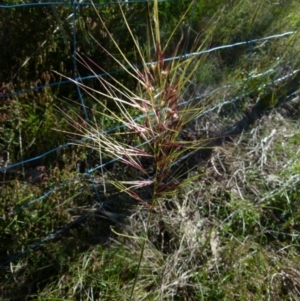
[105,101,300,300]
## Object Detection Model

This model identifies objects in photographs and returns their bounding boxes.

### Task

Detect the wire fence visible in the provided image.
[0,0,299,266]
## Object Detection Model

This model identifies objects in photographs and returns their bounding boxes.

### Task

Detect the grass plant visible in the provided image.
[59,1,219,296]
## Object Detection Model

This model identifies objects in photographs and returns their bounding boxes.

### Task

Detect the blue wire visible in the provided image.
[0,0,185,9]
[0,212,92,267]
[0,32,294,99]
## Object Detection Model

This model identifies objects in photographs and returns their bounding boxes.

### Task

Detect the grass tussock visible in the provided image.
[0,0,300,300]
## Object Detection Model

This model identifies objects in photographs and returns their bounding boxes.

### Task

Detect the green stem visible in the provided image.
[130,209,153,300]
